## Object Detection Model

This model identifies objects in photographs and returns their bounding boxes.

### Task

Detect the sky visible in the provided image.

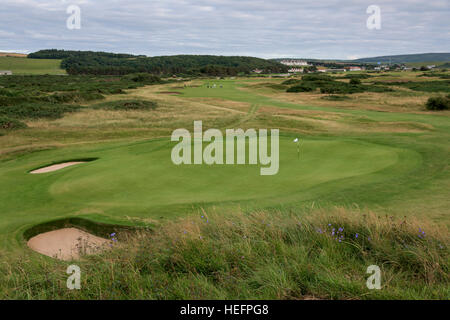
[0,0,449,59]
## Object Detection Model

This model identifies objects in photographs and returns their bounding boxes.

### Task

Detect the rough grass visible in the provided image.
[0,208,447,299]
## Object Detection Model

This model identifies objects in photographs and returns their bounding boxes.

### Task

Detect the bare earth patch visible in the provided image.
[27,227,110,261]
[30,161,85,174]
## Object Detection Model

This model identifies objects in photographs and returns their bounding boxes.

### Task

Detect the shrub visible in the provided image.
[302,74,333,82]
[282,79,302,85]
[125,73,162,84]
[0,103,81,119]
[286,84,316,92]
[342,73,372,79]
[0,117,27,130]
[382,80,450,93]
[350,78,362,85]
[425,95,450,110]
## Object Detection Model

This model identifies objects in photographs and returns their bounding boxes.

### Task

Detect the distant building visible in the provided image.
[280,60,309,66]
[0,70,12,75]
[427,65,436,69]
[253,69,263,74]
[348,66,364,71]
[288,68,303,73]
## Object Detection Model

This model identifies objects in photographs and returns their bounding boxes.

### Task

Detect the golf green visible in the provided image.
[0,136,419,248]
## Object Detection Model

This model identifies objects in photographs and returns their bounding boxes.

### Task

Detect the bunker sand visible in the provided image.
[30,162,85,174]
[27,228,110,261]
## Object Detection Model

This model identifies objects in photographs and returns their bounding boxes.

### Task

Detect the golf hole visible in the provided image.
[29,158,98,174]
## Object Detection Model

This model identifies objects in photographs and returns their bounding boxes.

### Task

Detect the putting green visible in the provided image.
[0,136,420,247]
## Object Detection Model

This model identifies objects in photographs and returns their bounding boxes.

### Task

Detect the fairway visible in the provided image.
[0,136,416,246]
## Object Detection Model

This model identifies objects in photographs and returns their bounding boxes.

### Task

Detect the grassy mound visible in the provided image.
[0,117,27,130]
[1,208,447,299]
[92,100,158,111]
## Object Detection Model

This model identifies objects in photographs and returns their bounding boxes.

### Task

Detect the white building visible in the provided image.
[280,60,309,66]
[348,66,363,71]
[288,68,303,73]
[0,70,12,75]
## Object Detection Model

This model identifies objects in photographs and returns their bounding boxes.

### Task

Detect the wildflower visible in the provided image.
[355,233,359,239]
[110,232,116,237]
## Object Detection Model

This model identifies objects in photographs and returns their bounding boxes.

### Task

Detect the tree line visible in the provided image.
[28,50,288,76]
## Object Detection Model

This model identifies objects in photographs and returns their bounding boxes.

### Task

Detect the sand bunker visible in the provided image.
[27,228,111,261]
[30,162,85,174]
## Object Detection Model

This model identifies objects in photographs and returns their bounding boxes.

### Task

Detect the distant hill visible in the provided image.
[28,50,288,76]
[355,53,450,64]
[0,52,27,58]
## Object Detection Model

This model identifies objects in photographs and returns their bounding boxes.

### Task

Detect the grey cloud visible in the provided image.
[0,0,448,58]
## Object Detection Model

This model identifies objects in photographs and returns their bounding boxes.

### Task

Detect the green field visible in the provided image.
[0,136,415,247]
[0,57,65,75]
[0,71,448,299]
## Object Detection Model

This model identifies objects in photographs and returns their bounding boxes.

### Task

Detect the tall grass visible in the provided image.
[0,208,448,299]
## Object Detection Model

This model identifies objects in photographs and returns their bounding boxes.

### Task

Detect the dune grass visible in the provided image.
[0,208,447,299]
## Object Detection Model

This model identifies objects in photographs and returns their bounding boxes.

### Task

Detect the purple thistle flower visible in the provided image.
[355,233,359,238]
